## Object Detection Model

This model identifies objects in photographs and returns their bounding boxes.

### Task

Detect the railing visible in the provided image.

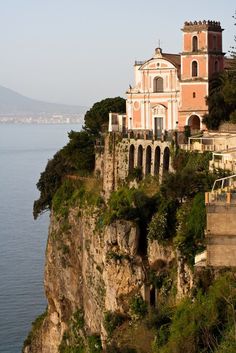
[185,136,236,153]
[205,174,236,205]
[212,174,236,192]
[205,191,236,205]
[127,129,173,142]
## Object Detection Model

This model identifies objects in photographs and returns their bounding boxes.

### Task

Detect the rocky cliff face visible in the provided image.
[23,199,193,353]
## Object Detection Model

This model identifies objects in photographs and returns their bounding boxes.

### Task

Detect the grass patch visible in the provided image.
[22,310,47,351]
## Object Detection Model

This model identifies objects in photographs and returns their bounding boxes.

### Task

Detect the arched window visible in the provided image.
[192,36,198,51]
[128,145,135,173]
[145,146,152,175]
[192,61,198,77]
[137,145,143,172]
[163,147,170,174]
[153,77,164,92]
[154,146,161,176]
[214,60,219,73]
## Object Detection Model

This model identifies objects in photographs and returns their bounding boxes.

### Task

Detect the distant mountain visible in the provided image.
[0,85,87,116]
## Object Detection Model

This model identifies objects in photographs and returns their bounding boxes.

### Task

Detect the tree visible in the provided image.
[203,13,236,129]
[203,72,232,129]
[84,97,126,136]
[33,97,126,219]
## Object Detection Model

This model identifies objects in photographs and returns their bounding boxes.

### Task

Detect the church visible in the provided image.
[109,20,226,136]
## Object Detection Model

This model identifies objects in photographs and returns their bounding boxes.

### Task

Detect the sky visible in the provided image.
[0,0,235,108]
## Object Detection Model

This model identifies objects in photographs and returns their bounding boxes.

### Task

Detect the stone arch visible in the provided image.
[188,114,200,131]
[163,147,170,173]
[128,144,135,173]
[137,145,143,171]
[145,145,152,175]
[154,146,161,176]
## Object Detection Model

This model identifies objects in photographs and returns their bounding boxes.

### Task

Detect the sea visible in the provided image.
[0,123,81,353]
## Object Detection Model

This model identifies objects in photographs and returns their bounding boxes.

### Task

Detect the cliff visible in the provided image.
[24,133,236,353]
[23,180,194,353]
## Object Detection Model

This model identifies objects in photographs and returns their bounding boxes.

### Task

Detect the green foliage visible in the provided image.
[52,178,103,220]
[130,294,148,320]
[59,309,85,353]
[126,167,142,181]
[87,335,102,353]
[33,130,95,219]
[230,110,236,123]
[162,151,213,203]
[104,311,126,337]
[107,346,137,353]
[147,199,178,244]
[153,272,236,353]
[203,68,236,130]
[174,193,206,265]
[34,96,124,219]
[22,310,47,351]
[84,97,126,136]
[184,125,191,142]
[172,150,212,173]
[72,309,85,330]
[147,151,211,260]
[103,186,157,228]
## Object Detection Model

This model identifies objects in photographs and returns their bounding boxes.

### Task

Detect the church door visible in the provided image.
[154,117,163,139]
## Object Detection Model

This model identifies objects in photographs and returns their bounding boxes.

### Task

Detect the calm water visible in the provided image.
[0,124,81,353]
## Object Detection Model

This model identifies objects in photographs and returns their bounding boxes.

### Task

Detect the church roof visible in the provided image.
[162,53,181,76]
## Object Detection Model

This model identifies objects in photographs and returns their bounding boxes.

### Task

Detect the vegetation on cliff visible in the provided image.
[150,271,236,353]
[203,14,236,129]
[33,97,125,219]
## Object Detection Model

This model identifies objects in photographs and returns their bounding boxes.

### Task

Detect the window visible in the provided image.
[192,61,198,77]
[153,77,164,92]
[193,92,196,98]
[192,36,198,51]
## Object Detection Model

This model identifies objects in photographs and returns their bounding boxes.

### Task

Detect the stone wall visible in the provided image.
[95,133,173,199]
[206,203,236,266]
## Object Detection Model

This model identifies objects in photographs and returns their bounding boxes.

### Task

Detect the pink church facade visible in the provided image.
[110,21,225,136]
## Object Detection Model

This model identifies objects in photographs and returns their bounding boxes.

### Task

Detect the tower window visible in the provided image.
[192,36,198,51]
[153,77,164,92]
[193,92,196,98]
[192,61,198,77]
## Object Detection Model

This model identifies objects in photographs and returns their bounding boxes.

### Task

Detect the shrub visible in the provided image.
[104,311,126,337]
[156,272,236,353]
[174,193,206,265]
[147,198,178,244]
[87,335,102,353]
[22,310,47,351]
[104,186,157,228]
[130,294,148,320]
[72,309,84,330]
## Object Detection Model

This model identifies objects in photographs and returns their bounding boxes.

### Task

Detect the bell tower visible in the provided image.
[178,20,224,131]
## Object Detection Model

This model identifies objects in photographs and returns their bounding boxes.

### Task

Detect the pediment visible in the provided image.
[152,104,167,115]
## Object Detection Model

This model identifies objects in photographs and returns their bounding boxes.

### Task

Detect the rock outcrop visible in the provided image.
[23,200,194,353]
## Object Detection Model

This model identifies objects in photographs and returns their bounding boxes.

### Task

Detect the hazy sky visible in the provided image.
[0,0,235,107]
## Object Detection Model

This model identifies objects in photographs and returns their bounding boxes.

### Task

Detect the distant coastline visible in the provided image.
[0,114,84,124]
